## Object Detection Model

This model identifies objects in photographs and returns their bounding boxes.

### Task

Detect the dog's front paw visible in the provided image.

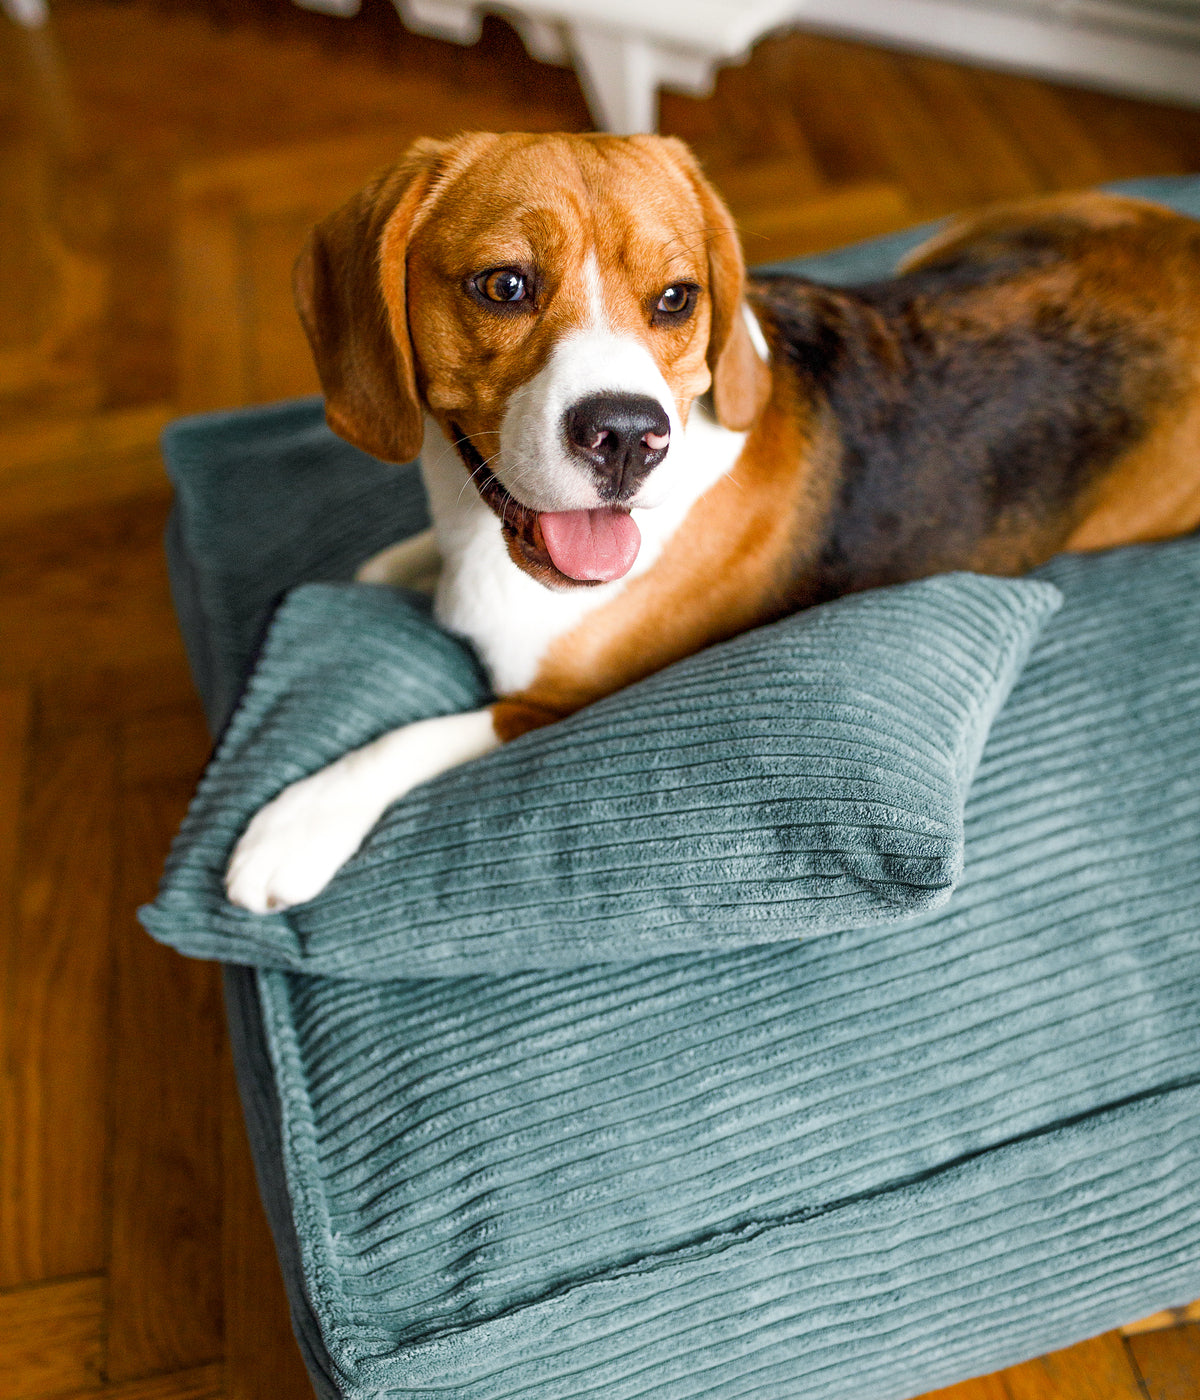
[224,709,499,914]
[224,761,386,913]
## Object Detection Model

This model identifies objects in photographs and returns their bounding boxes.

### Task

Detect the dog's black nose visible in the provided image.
[564,392,671,499]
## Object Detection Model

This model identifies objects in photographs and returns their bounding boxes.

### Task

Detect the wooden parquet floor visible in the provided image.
[3,2,1200,1396]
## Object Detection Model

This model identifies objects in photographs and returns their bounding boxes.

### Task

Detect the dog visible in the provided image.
[225,132,1200,914]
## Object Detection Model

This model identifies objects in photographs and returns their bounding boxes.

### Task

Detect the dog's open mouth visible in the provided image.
[451,425,641,586]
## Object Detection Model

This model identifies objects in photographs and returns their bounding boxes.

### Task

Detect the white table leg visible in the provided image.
[294,0,362,13]
[508,12,569,66]
[394,0,482,44]
[568,23,659,133]
[3,0,49,25]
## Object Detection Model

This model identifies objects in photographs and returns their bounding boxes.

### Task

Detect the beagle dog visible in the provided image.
[226,132,1200,913]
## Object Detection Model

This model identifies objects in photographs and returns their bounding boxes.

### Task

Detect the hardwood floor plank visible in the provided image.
[240,210,324,407]
[1058,88,1200,182]
[916,1331,1151,1399]
[1128,1323,1200,1400]
[766,34,982,213]
[0,1275,105,1398]
[1,726,115,1288]
[1002,1331,1149,1399]
[733,178,914,263]
[118,712,212,788]
[1112,101,1200,172]
[106,780,224,1382]
[771,33,899,188]
[967,70,1118,191]
[0,405,169,480]
[0,407,172,523]
[0,687,32,1287]
[700,51,827,194]
[101,154,176,411]
[222,1041,314,1400]
[845,47,994,213]
[52,1364,224,1400]
[34,661,203,742]
[173,133,424,413]
[914,1371,1009,1399]
[173,184,252,414]
[903,57,1046,204]
[0,20,109,426]
[0,496,185,686]
[700,153,831,216]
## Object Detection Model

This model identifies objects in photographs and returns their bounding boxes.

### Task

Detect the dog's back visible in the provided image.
[754,192,1200,608]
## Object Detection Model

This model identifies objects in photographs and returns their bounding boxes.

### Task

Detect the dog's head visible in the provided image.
[295,132,770,587]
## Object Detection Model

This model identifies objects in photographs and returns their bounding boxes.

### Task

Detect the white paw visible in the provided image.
[224,710,499,914]
[224,759,388,913]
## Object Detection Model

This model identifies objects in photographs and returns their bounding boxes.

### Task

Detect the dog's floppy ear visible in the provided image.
[293,139,449,464]
[661,140,771,431]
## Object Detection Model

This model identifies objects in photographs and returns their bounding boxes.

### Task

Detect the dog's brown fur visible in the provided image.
[295,136,1200,742]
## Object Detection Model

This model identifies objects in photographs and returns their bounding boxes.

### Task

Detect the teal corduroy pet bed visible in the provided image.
[145,176,1200,1400]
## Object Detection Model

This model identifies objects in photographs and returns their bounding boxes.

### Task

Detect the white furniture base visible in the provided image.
[295,0,1200,131]
[2,0,49,26]
[295,0,798,132]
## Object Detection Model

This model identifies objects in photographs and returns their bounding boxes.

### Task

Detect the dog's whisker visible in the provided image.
[453,441,514,508]
[458,455,502,496]
[455,467,490,508]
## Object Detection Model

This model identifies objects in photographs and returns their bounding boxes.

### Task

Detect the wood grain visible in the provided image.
[54,1363,224,1400]
[1,726,116,1288]
[0,687,32,1289]
[118,712,213,787]
[1001,1332,1149,1399]
[0,498,183,686]
[0,406,172,521]
[35,659,204,741]
[919,1369,1010,1400]
[965,69,1116,190]
[918,1332,1148,1399]
[106,782,224,1382]
[1128,1323,1200,1400]
[0,1276,105,1397]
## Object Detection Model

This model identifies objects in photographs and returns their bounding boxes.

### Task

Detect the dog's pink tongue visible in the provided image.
[538,508,641,582]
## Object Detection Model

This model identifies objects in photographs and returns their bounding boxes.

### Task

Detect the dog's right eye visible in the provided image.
[475,268,529,304]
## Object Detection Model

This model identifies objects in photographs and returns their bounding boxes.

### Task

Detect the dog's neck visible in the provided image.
[420,404,748,696]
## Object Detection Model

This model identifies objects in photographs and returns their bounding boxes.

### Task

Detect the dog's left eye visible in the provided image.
[476,268,529,304]
[654,283,697,319]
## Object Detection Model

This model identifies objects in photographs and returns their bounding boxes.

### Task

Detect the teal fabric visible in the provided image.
[164,396,430,732]
[143,573,1058,976]
[199,533,1200,1400]
[153,173,1200,1400]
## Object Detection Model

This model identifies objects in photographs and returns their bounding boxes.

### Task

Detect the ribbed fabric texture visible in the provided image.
[163,396,431,732]
[143,573,1059,974]
[251,533,1200,1399]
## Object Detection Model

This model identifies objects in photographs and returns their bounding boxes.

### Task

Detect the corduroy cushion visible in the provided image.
[143,572,1058,976]
[223,533,1200,1400]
